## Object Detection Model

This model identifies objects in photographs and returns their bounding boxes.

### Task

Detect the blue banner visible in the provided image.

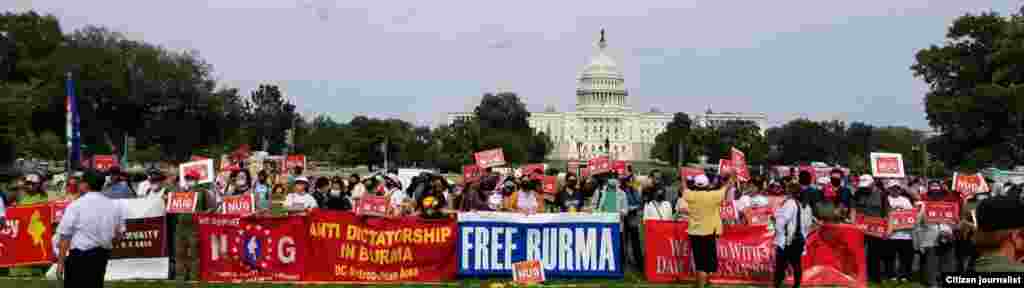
[457,212,622,278]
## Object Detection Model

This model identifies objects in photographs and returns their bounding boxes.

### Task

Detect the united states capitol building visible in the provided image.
[447,30,766,162]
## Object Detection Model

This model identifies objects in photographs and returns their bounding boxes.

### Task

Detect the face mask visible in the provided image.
[330,189,341,197]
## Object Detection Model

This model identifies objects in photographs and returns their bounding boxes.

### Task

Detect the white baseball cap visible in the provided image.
[294,176,310,184]
[693,175,710,188]
[858,175,874,188]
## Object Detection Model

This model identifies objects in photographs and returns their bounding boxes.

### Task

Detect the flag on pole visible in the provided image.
[65,72,81,171]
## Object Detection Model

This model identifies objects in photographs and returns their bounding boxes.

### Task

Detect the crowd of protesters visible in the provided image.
[5,160,1024,286]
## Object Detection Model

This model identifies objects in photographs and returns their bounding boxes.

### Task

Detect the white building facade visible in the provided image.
[447,31,767,162]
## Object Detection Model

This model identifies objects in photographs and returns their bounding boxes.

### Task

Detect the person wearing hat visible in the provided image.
[103,167,134,199]
[284,176,318,212]
[972,194,1024,272]
[681,172,735,288]
[136,168,167,198]
[55,170,126,287]
[171,170,212,282]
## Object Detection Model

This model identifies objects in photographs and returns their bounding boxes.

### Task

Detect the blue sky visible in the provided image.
[9,0,1021,128]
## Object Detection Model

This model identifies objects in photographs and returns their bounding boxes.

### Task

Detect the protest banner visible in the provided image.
[198,214,308,282]
[463,164,483,182]
[924,201,960,225]
[587,156,611,175]
[167,192,199,214]
[474,149,507,168]
[870,152,905,178]
[731,148,750,181]
[50,199,70,224]
[612,160,628,175]
[107,197,170,280]
[286,154,306,172]
[644,221,865,288]
[304,211,457,282]
[179,158,215,187]
[720,201,738,222]
[859,215,888,239]
[513,260,545,284]
[457,212,623,278]
[887,209,918,231]
[355,196,390,217]
[222,194,255,215]
[0,204,53,267]
[719,159,735,175]
[541,176,557,194]
[679,167,705,179]
[953,172,989,201]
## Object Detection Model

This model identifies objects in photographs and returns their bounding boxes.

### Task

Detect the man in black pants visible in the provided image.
[56,170,126,288]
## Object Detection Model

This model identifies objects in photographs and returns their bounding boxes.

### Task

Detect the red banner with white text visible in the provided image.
[198,214,308,282]
[0,204,54,267]
[644,221,866,288]
[303,210,457,282]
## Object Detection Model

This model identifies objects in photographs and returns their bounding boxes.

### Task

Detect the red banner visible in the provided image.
[0,204,54,267]
[644,221,865,288]
[198,214,308,282]
[474,149,506,168]
[859,215,888,239]
[612,160,629,175]
[94,154,117,172]
[541,176,557,194]
[51,200,70,224]
[167,192,199,214]
[588,157,611,175]
[887,209,918,231]
[923,201,960,225]
[304,211,457,282]
[462,164,483,182]
[222,194,255,215]
[953,172,989,201]
[285,155,306,172]
[731,148,750,181]
[355,196,390,217]
[720,201,738,222]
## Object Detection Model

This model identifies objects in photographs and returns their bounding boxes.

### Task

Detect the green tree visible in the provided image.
[247,84,296,153]
[911,8,1024,168]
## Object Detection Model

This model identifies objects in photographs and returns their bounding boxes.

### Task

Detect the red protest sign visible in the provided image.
[355,195,390,217]
[720,201,738,222]
[541,176,557,194]
[0,204,54,267]
[50,200,70,224]
[286,154,306,171]
[302,211,457,282]
[870,152,905,178]
[924,201,960,225]
[744,206,775,225]
[522,163,545,177]
[474,148,506,168]
[580,167,591,178]
[167,192,199,214]
[94,154,117,172]
[953,172,989,200]
[730,148,750,181]
[612,160,629,175]
[198,214,308,282]
[179,159,215,186]
[888,209,918,231]
[462,164,483,182]
[679,167,705,179]
[587,156,611,174]
[221,193,255,215]
[860,215,889,238]
[512,259,545,284]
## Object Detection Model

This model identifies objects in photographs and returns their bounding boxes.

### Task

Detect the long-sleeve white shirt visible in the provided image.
[774,198,812,248]
[56,192,126,251]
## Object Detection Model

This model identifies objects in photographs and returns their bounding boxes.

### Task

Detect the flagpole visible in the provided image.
[384,137,389,173]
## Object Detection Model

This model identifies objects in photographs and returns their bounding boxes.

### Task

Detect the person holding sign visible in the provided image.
[172,171,211,281]
[914,180,957,287]
[284,177,318,212]
[682,172,735,288]
[883,180,915,282]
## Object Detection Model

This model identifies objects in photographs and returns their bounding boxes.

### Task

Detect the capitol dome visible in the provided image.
[576,29,628,112]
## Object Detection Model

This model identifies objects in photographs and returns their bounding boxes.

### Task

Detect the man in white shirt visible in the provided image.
[56,170,126,287]
[774,183,814,288]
